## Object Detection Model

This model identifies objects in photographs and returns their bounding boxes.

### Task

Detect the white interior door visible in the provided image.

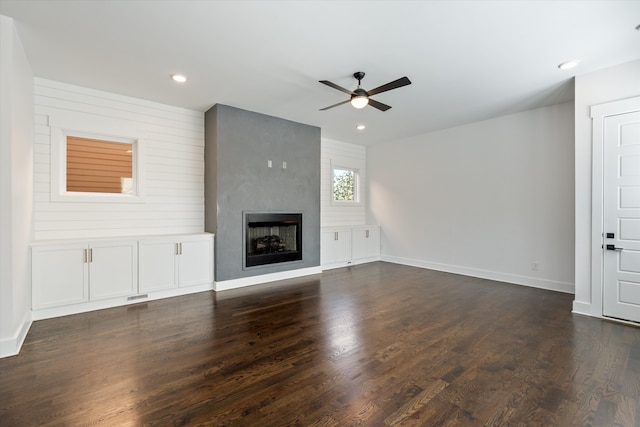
[602,110,640,322]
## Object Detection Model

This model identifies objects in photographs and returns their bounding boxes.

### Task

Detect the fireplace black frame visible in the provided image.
[244,212,302,268]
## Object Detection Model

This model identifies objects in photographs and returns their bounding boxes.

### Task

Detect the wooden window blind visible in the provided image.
[66,136,133,194]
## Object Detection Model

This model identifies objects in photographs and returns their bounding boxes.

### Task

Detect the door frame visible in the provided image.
[590,96,640,318]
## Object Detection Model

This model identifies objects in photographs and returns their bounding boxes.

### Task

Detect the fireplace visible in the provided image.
[245,213,302,268]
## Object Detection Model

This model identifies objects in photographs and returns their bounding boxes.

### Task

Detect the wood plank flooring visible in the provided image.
[1,262,640,426]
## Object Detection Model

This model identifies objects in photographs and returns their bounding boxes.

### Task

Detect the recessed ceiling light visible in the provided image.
[557,60,580,70]
[356,124,366,130]
[171,74,187,83]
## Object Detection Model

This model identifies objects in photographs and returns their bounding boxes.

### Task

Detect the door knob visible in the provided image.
[606,244,624,251]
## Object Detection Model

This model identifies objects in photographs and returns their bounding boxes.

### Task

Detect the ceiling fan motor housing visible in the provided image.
[352,88,368,99]
[353,72,367,103]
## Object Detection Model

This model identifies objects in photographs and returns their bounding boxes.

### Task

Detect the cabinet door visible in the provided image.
[321,230,336,265]
[89,241,137,301]
[321,229,352,265]
[32,243,88,309]
[351,229,368,260]
[334,230,352,263]
[365,227,381,258]
[139,240,179,292]
[179,237,213,287]
[352,227,381,260]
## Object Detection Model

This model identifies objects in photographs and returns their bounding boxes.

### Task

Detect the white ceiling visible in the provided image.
[1,0,639,145]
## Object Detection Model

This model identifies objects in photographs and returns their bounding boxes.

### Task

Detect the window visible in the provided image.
[332,166,359,203]
[50,127,142,202]
[66,136,133,194]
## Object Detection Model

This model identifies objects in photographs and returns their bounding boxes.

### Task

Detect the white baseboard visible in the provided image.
[32,282,214,321]
[321,257,381,271]
[571,300,594,317]
[214,266,322,291]
[0,310,32,358]
[382,255,575,294]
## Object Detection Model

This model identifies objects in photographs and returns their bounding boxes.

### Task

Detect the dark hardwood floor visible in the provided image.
[1,262,639,426]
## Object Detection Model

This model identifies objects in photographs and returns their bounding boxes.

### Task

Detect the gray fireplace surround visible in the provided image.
[204,104,321,282]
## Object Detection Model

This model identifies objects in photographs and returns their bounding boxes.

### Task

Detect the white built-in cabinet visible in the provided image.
[139,235,213,292]
[32,240,137,309]
[351,226,381,261]
[321,225,381,270]
[32,242,90,310]
[88,240,138,301]
[321,227,352,266]
[31,233,214,319]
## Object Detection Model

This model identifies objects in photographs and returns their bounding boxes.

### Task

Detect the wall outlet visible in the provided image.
[267,160,272,168]
[282,161,287,169]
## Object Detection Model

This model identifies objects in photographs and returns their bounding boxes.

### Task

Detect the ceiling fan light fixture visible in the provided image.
[319,71,411,112]
[351,95,369,109]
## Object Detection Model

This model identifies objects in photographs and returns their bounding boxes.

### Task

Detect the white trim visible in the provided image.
[330,163,362,206]
[572,300,593,317]
[321,257,381,271]
[0,311,32,358]
[321,262,351,271]
[589,107,605,317]
[569,311,640,328]
[601,316,640,328]
[30,232,214,246]
[589,96,640,319]
[382,255,575,294]
[50,125,145,203]
[32,282,214,321]
[591,96,640,118]
[214,266,322,291]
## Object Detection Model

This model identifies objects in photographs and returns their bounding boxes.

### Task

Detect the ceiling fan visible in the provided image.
[319,72,411,112]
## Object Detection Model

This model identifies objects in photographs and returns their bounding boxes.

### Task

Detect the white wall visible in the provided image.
[33,79,205,240]
[368,102,575,293]
[573,59,640,316]
[0,16,34,357]
[321,137,367,227]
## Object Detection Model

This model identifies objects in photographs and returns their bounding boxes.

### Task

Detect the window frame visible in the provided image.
[331,165,361,205]
[50,127,144,203]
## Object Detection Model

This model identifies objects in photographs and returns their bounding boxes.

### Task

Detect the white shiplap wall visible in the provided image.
[33,79,205,240]
[321,137,367,227]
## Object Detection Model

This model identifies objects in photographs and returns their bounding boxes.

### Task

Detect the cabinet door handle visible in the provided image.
[179,242,183,255]
[83,249,87,263]
[366,230,369,238]
[334,232,338,241]
[89,248,93,263]
[176,243,180,255]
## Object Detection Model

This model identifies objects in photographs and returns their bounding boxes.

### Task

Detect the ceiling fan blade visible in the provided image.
[366,76,412,96]
[319,80,355,95]
[368,98,392,112]
[319,99,351,111]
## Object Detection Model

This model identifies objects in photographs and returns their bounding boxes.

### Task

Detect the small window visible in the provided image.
[50,119,143,203]
[66,136,133,194]
[332,167,359,203]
